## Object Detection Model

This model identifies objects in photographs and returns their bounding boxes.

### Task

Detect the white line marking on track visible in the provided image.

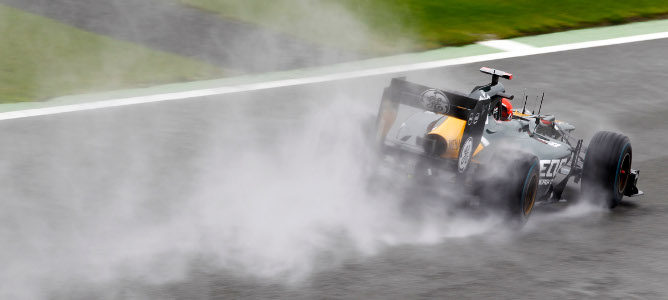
[478,40,536,52]
[2,31,668,121]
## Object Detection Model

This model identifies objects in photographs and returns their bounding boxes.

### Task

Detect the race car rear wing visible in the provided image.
[375,77,492,173]
[381,77,479,119]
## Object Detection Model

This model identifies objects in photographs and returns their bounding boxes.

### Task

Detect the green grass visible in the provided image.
[179,0,668,54]
[0,4,225,103]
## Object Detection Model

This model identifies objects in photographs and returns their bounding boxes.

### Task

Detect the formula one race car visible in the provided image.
[374,67,642,226]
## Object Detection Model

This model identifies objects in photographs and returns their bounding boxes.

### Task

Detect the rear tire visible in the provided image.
[581,131,632,208]
[477,152,540,228]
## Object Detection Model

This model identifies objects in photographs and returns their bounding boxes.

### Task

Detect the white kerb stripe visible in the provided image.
[478,40,536,52]
[1,31,667,121]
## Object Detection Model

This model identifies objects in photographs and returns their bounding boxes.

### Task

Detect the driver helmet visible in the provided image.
[500,98,513,121]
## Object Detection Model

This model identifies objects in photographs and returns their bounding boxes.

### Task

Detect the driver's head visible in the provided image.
[500,98,513,121]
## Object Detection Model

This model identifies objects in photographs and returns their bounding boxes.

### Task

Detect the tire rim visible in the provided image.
[524,174,538,216]
[617,152,631,195]
[458,137,473,173]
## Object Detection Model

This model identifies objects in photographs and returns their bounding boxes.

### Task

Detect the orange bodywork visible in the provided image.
[428,116,484,158]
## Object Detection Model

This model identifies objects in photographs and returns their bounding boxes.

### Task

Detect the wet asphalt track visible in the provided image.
[1,39,668,299]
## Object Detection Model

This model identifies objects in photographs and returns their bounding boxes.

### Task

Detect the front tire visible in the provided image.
[581,131,632,208]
